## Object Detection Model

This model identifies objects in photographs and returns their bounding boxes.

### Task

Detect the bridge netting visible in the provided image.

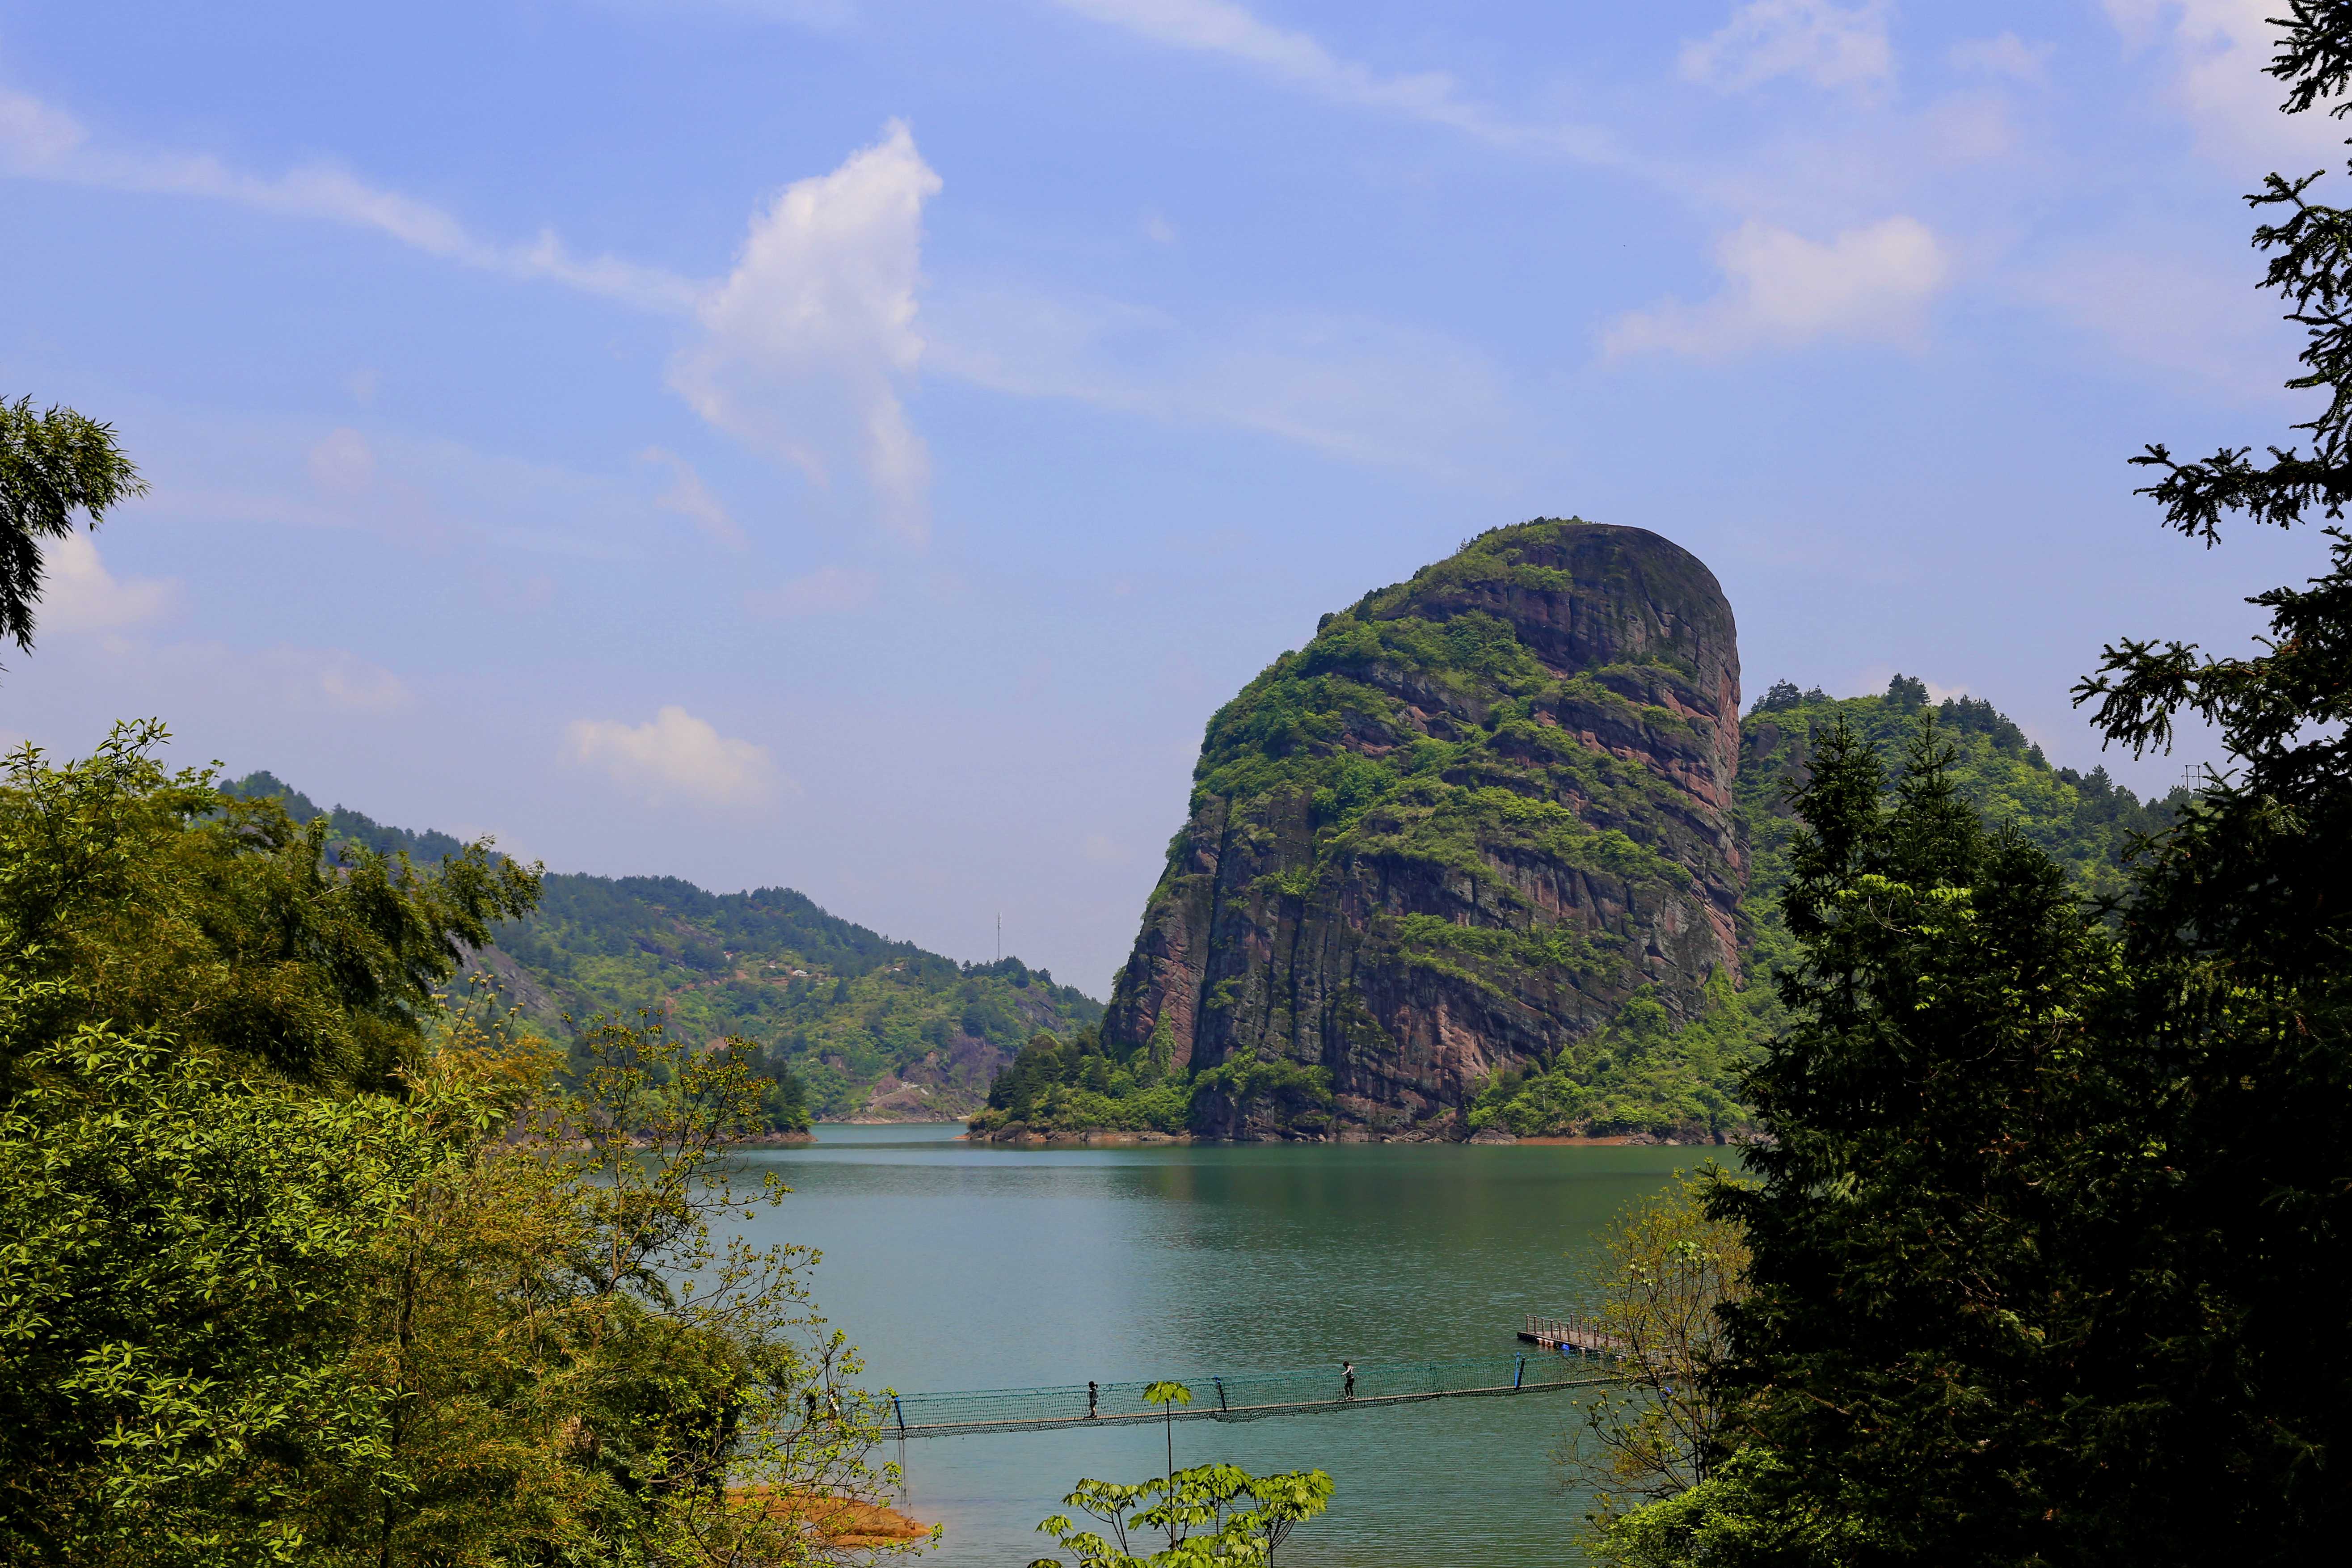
[883,1352,1615,1437]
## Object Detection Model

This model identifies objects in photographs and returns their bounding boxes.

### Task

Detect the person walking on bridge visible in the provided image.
[1340,1361,1356,1400]
[1087,1381,1099,1420]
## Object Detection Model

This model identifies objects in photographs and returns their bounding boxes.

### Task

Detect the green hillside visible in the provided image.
[982,675,2189,1142]
[1461,676,2187,1138]
[222,774,1103,1121]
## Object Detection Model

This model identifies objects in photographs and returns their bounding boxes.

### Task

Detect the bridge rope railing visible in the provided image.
[881,1353,1620,1437]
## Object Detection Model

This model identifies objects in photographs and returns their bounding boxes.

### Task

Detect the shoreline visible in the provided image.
[958,1125,1742,1148]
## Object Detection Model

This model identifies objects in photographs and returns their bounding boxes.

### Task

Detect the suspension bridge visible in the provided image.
[879,1344,1622,1438]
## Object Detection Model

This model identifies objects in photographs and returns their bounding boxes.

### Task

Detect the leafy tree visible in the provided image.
[0,397,145,657]
[1028,1462,1333,1568]
[1563,1168,1749,1553]
[0,1017,444,1564]
[0,731,918,1565]
[329,1010,913,1567]
[0,724,539,1098]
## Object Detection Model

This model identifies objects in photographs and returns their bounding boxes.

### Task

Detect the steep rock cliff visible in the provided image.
[1101,518,1745,1138]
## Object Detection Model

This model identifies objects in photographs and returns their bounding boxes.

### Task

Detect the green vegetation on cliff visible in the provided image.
[1089,520,1753,1141]
[966,1020,1340,1138]
[223,772,1100,1121]
[991,665,2190,1142]
[1172,523,1734,1016]
[1454,674,2188,1139]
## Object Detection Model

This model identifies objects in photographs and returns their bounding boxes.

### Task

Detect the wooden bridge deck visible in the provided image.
[1517,1313,1627,1357]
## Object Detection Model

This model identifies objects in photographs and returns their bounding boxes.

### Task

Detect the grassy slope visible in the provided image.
[221,774,1102,1120]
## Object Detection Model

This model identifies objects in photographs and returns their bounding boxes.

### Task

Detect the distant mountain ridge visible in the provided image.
[221,772,1102,1120]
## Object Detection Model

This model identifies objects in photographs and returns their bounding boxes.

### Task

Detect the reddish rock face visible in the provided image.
[1101,519,1745,1139]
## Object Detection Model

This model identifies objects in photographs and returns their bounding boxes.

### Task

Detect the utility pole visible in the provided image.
[996,913,1002,965]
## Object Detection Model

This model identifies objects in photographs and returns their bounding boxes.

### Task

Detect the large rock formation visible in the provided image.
[1101,518,1745,1138]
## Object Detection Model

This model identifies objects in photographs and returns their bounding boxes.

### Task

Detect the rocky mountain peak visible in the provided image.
[1101,518,1745,1139]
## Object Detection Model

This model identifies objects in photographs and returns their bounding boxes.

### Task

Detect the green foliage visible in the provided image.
[969,1024,1336,1139]
[0,1019,436,1564]
[0,729,916,1565]
[1176,520,1729,944]
[221,772,1099,1121]
[1028,1461,1334,1568]
[1562,1168,1750,1558]
[968,1024,1195,1135]
[6,729,539,1097]
[0,396,147,656]
[1699,722,2147,1564]
[1741,675,2183,913]
[1584,1448,1878,1568]
[1468,974,1764,1140]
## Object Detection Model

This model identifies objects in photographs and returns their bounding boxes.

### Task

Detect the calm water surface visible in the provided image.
[732,1126,1707,1565]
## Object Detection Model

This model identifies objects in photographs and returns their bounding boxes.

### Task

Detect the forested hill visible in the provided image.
[221,773,1103,1120]
[1738,675,2185,924]
[1440,677,2189,1143]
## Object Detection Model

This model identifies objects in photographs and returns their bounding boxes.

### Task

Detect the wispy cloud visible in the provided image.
[1047,0,1624,162]
[0,86,699,313]
[565,705,781,807]
[0,85,947,545]
[2102,0,2340,163]
[928,288,1523,481]
[1950,33,2053,84]
[1605,216,1950,356]
[640,448,746,549]
[743,565,880,616]
[1680,0,1894,95]
[2015,244,2297,396]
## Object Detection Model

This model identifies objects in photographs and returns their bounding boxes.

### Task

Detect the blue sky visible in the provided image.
[0,0,2334,993]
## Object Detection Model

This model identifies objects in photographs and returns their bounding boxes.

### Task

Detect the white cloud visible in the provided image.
[2,87,950,544]
[1081,831,1131,866]
[1604,216,1949,357]
[37,533,175,632]
[0,87,698,313]
[2016,244,2297,396]
[1048,0,1620,160]
[2103,0,2339,163]
[565,705,780,807]
[669,121,942,548]
[305,650,414,713]
[928,289,1523,479]
[1681,0,1893,94]
[1950,33,2052,83]
[307,427,376,494]
[1141,207,1177,244]
[743,565,880,616]
[639,447,746,548]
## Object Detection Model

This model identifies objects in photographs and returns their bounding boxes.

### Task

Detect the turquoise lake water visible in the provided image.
[730,1126,1707,1564]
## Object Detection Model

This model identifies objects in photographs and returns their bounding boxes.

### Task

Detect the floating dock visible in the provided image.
[1517,1313,1627,1357]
